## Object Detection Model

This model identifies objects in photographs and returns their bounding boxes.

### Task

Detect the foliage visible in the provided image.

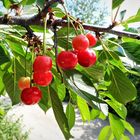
[0,99,29,140]
[0,0,140,140]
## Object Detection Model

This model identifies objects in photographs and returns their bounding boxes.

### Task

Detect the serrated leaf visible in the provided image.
[121,120,134,136]
[63,70,104,105]
[0,107,5,116]
[3,71,20,105]
[36,0,45,8]
[2,0,12,8]
[109,113,125,140]
[90,108,100,120]
[77,96,90,122]
[63,70,108,115]
[83,64,104,82]
[53,7,65,18]
[49,87,73,140]
[38,86,51,113]
[121,135,130,140]
[0,70,5,95]
[20,0,36,5]
[108,67,137,104]
[0,45,10,65]
[98,126,114,140]
[66,103,75,130]
[106,100,127,119]
[57,83,66,101]
[57,27,80,49]
[112,0,125,9]
[121,42,140,64]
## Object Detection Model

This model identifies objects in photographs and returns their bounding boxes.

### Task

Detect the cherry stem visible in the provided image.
[13,57,16,94]
[113,6,120,23]
[69,15,84,34]
[30,50,34,87]
[62,4,69,51]
[25,47,28,77]
[43,14,47,55]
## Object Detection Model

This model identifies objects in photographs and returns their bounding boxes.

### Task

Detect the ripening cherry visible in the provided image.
[33,55,52,72]
[21,87,42,105]
[77,49,96,67]
[57,51,78,70]
[18,77,30,90]
[72,34,89,51]
[86,33,97,47]
[33,71,53,86]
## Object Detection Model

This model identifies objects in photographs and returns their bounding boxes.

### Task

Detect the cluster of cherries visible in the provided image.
[18,33,97,105]
[18,55,53,105]
[57,33,97,69]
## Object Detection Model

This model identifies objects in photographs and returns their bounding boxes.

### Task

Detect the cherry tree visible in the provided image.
[0,0,140,139]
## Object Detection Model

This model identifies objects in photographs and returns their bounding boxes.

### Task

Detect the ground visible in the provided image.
[7,103,140,140]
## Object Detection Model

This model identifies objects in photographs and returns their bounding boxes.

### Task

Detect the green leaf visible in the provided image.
[63,70,108,115]
[57,83,66,101]
[121,120,134,136]
[112,0,125,9]
[106,100,127,119]
[63,70,103,103]
[3,71,20,105]
[120,10,126,21]
[36,0,45,8]
[49,87,73,140]
[121,135,130,140]
[20,0,36,5]
[0,107,5,116]
[121,42,140,64]
[51,77,66,101]
[109,113,125,140]
[66,103,75,130]
[83,64,104,82]
[77,96,90,122]
[122,8,140,24]
[30,25,50,33]
[2,0,12,8]
[57,27,80,49]
[53,7,65,18]
[98,126,114,140]
[107,67,137,104]
[38,87,51,113]
[0,30,27,46]
[0,70,5,95]
[0,45,10,65]
[90,108,100,120]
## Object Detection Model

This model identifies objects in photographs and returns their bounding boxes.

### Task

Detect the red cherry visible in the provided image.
[33,55,52,72]
[86,33,97,47]
[57,51,78,70]
[18,77,30,90]
[33,71,53,86]
[21,87,42,105]
[72,34,89,51]
[77,49,96,67]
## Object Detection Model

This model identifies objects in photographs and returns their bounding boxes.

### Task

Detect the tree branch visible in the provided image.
[0,0,139,40]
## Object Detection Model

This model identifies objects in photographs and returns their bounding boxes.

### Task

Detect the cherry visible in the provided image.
[21,87,42,105]
[57,51,78,70]
[33,55,52,72]
[33,71,53,86]
[77,49,96,67]
[18,77,30,90]
[86,33,97,47]
[72,34,89,51]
